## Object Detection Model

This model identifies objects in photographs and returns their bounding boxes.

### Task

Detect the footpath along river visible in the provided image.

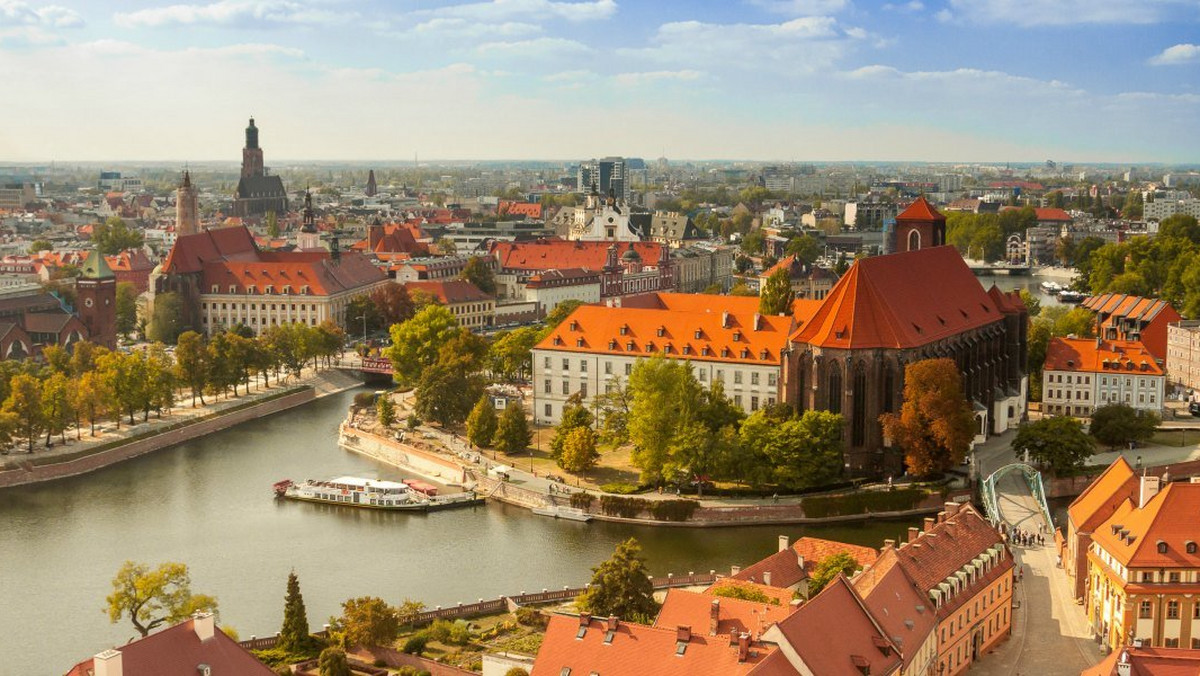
[0,388,921,675]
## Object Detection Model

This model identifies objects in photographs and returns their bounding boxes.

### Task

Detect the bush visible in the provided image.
[648,499,699,522]
[353,392,375,408]
[599,495,646,518]
[426,619,471,646]
[402,633,429,655]
[407,414,421,430]
[397,668,431,676]
[373,658,387,668]
[801,488,928,518]
[505,669,531,676]
[514,606,548,628]
[569,492,594,510]
[710,583,778,605]
[599,482,641,494]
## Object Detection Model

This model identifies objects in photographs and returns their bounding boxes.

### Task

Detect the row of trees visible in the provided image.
[945,207,1040,262]
[1012,403,1160,475]
[1075,215,1200,317]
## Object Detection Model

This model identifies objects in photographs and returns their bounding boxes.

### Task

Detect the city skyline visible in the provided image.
[1,0,1198,163]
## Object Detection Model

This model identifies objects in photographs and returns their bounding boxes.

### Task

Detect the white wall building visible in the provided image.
[1043,338,1165,417]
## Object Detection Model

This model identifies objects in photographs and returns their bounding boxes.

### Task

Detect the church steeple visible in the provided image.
[241,117,264,179]
[245,117,259,149]
[176,169,199,237]
[297,188,320,250]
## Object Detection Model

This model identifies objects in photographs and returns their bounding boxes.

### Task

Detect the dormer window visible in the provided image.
[619,324,629,335]
[553,336,563,346]
[609,339,617,350]
[229,285,237,294]
[740,348,750,358]
[626,341,635,351]
[657,326,665,337]
[645,342,655,353]
[702,346,711,356]
[1187,541,1196,554]
[664,343,673,354]
[1157,540,1168,554]
[732,331,741,341]
[569,320,579,331]
[760,349,769,360]
[694,329,703,340]
[721,347,730,358]
[682,345,692,355]
[212,285,219,293]
[576,338,585,347]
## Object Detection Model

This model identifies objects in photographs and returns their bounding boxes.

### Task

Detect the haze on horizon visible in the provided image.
[1,0,1198,165]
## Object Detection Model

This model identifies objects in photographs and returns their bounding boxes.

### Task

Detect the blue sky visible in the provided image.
[0,0,1197,163]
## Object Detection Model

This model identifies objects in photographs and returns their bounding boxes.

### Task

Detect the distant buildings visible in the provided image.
[1144,198,1200,222]
[758,255,838,301]
[402,279,493,331]
[97,171,142,192]
[1043,338,1165,416]
[0,182,36,211]
[1081,294,1181,361]
[1166,320,1200,395]
[231,118,288,218]
[578,157,630,203]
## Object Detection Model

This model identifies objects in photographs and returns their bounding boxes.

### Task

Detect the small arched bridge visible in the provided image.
[980,462,1055,533]
[332,356,394,380]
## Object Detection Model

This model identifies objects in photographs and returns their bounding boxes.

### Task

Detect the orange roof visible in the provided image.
[492,239,665,271]
[853,548,938,670]
[1044,338,1163,375]
[896,196,943,222]
[733,536,878,589]
[402,279,491,304]
[791,246,1007,349]
[766,575,902,676]
[655,588,795,637]
[533,293,807,366]
[1067,456,1139,532]
[531,615,773,676]
[1082,645,1200,676]
[202,251,386,297]
[1091,481,1200,569]
[1034,207,1072,222]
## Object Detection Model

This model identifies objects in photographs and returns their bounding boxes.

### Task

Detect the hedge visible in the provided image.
[801,488,929,518]
[597,495,699,521]
[569,492,594,510]
[648,499,699,522]
[599,495,644,518]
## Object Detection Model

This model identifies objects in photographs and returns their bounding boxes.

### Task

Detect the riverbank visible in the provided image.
[0,369,363,489]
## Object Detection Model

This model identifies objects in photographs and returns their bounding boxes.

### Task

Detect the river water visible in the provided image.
[0,273,1059,674]
[0,389,921,675]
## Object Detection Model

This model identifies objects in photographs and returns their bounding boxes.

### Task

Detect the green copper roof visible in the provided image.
[80,249,115,280]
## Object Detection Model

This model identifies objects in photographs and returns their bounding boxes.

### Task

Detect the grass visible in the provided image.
[1151,429,1195,448]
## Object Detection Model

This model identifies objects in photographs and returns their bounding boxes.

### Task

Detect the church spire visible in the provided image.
[245,117,259,150]
[301,188,316,233]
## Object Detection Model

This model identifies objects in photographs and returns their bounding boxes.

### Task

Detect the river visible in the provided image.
[0,389,921,675]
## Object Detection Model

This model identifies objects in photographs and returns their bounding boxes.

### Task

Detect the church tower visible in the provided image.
[241,117,264,179]
[297,189,321,250]
[77,248,117,349]
[175,170,199,237]
[365,169,377,197]
[893,196,946,253]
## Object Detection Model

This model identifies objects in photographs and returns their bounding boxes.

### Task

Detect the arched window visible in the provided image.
[827,361,842,415]
[851,363,867,447]
[883,365,896,414]
[908,229,921,252]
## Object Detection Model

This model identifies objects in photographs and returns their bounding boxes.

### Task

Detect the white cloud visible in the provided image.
[0,1,83,27]
[941,0,1191,26]
[408,18,541,39]
[114,0,350,28]
[1149,43,1200,66]
[475,36,591,57]
[882,1,924,11]
[613,69,704,85]
[413,0,617,24]
[746,0,849,15]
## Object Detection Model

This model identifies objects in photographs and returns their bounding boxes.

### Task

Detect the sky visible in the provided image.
[0,0,1197,164]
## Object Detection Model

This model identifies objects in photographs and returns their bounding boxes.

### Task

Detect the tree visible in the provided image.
[785,235,821,265]
[459,256,497,294]
[729,281,755,296]
[385,305,461,385]
[29,239,53,253]
[338,596,398,648]
[147,292,184,344]
[807,552,861,597]
[466,395,498,447]
[488,326,540,380]
[540,300,584,337]
[504,669,530,676]
[739,408,844,490]
[739,230,765,255]
[41,372,73,446]
[92,217,145,255]
[376,395,397,428]
[709,584,775,604]
[4,373,44,453]
[371,283,416,328]
[1012,417,1094,475]
[594,381,633,446]
[115,282,140,339]
[105,560,218,638]
[318,647,351,676]
[1017,288,1041,317]
[758,266,794,316]
[550,401,592,459]
[266,210,280,238]
[278,571,314,654]
[1089,404,1160,450]
[493,403,531,454]
[880,358,975,476]
[435,237,457,255]
[558,426,599,473]
[175,331,210,407]
[627,357,701,483]
[575,538,658,622]
[1158,214,1200,244]
[413,359,484,428]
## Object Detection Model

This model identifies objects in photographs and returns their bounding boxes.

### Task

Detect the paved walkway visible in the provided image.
[974,473,1101,675]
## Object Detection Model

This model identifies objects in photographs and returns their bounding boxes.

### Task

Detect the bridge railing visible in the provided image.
[982,462,1055,531]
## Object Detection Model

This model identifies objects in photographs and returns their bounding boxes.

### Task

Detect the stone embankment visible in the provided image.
[338,424,468,485]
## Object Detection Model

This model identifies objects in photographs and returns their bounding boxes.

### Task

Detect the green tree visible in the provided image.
[385,305,461,385]
[729,281,755,296]
[493,403,531,454]
[710,584,775,604]
[28,239,53,253]
[92,217,145,255]
[318,647,351,676]
[879,358,975,476]
[435,236,457,255]
[459,256,497,294]
[540,300,584,337]
[627,356,700,483]
[488,326,540,380]
[72,370,108,437]
[466,395,498,447]
[115,282,139,339]
[1055,235,1076,267]
[593,381,633,446]
[265,210,280,238]
[1089,404,1160,450]
[558,426,599,473]
[371,283,416,328]
[1012,417,1095,475]
[338,596,398,648]
[785,235,821,265]
[550,401,592,460]
[758,266,794,316]
[807,552,861,597]
[41,371,73,446]
[575,538,658,621]
[739,230,765,255]
[376,395,397,428]
[739,408,844,489]
[413,359,484,428]
[1158,214,1200,244]
[175,331,209,407]
[1017,288,1041,317]
[147,292,185,344]
[105,560,218,637]
[4,373,44,453]
[278,571,314,654]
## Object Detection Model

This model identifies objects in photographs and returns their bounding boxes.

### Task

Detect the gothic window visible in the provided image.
[851,363,867,447]
[827,361,842,415]
[883,365,896,414]
[908,229,921,252]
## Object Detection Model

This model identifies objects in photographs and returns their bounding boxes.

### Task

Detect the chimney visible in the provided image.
[368,223,383,250]
[731,565,741,576]
[722,310,730,328]
[908,527,920,543]
[936,511,947,524]
[607,615,619,631]
[1138,475,1161,509]
[796,554,805,570]
[676,625,692,643]
[709,600,720,635]
[737,632,751,663]
[93,649,123,676]
[883,538,896,553]
[778,535,790,552]
[754,313,762,330]
[923,517,936,533]
[943,501,961,517]
[762,571,772,586]
[193,612,215,642]
[579,613,592,627]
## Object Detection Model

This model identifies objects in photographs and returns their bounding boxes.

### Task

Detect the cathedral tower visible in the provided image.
[298,189,321,250]
[175,170,199,237]
[893,196,946,253]
[241,117,264,179]
[78,248,117,349]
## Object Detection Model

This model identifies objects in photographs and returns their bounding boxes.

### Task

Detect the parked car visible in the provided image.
[1189,401,1200,417]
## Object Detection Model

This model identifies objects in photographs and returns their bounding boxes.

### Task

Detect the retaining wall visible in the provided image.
[338,426,467,485]
[0,388,316,489]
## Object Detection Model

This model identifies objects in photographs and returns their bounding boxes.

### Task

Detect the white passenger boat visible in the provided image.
[531,505,593,522]
[1040,281,1063,294]
[273,476,483,512]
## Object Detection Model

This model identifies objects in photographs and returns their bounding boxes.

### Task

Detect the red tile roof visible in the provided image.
[765,575,902,676]
[1083,645,1200,676]
[732,536,878,589]
[791,246,1006,349]
[531,615,773,676]
[1067,457,1139,532]
[892,504,1006,593]
[853,548,938,670]
[66,616,275,676]
[1091,481,1200,569]
[162,226,259,275]
[403,279,492,304]
[1044,338,1163,375]
[201,251,386,297]
[896,197,944,222]
[1035,207,1072,222]
[491,239,664,271]
[534,293,811,366]
[655,589,795,638]
[498,200,544,219]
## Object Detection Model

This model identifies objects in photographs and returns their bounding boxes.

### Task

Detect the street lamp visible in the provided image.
[355,314,367,346]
